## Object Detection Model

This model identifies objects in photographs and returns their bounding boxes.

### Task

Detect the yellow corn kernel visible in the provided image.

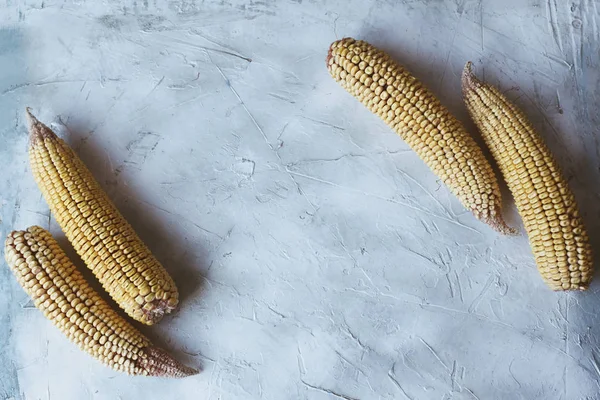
[326,38,513,234]
[462,62,593,290]
[5,226,197,376]
[26,109,178,325]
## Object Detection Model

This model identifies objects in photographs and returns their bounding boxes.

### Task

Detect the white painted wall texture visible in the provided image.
[1,0,600,399]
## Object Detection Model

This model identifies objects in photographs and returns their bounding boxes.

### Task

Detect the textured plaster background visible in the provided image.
[1,0,600,399]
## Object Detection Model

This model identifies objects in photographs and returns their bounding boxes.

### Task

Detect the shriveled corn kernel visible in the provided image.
[26,109,178,325]
[326,38,513,234]
[5,226,197,377]
[462,62,593,291]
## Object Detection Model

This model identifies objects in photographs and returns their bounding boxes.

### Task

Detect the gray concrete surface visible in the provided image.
[1,0,600,399]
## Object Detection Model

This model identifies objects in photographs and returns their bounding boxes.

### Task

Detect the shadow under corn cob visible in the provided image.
[5,226,197,377]
[327,38,513,234]
[26,109,178,324]
[462,62,593,290]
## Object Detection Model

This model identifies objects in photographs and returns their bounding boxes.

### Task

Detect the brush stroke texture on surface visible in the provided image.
[1,0,599,399]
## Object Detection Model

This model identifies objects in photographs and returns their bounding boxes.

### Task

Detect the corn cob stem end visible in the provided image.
[142,300,177,325]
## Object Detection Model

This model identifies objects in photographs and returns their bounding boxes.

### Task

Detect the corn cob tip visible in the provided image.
[480,213,518,236]
[461,61,483,92]
[326,38,355,68]
[140,346,199,378]
[25,108,56,146]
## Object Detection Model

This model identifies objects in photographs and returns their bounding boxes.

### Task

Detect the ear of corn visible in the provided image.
[327,38,514,234]
[4,226,197,377]
[462,62,593,290]
[26,109,178,325]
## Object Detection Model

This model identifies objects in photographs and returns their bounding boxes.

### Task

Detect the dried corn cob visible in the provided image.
[327,38,513,234]
[26,109,178,324]
[5,226,197,376]
[462,62,593,290]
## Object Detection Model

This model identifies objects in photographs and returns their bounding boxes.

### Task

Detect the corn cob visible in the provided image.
[462,62,593,290]
[327,38,513,234]
[26,109,178,324]
[4,226,197,376]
